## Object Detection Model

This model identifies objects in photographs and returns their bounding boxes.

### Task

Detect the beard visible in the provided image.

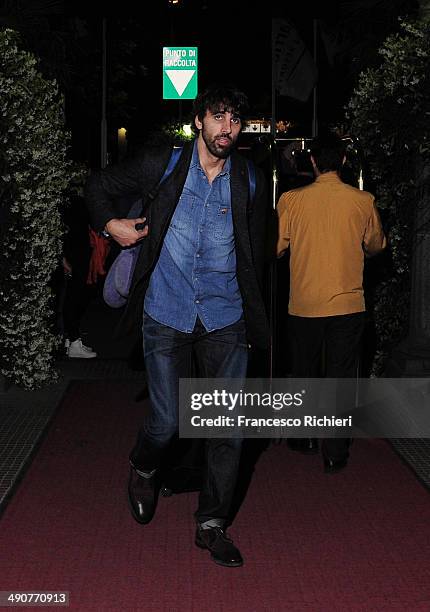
[202,127,237,159]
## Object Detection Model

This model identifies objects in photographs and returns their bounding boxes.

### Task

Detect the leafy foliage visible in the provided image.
[0,29,73,388]
[348,19,430,373]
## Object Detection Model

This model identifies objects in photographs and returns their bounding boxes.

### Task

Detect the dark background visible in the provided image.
[62,0,419,164]
[0,0,419,162]
[0,0,420,377]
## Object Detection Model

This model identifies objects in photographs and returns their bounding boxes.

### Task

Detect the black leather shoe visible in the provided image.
[287,438,319,455]
[323,456,348,474]
[195,526,243,567]
[127,466,158,524]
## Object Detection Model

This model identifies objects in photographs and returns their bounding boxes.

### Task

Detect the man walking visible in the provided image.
[276,134,386,473]
[85,85,270,567]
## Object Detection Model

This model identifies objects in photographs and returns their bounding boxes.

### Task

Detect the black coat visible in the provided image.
[85,140,271,349]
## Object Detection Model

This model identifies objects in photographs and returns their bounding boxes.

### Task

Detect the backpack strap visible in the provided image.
[129,146,183,222]
[147,146,183,202]
[163,146,183,181]
[246,158,256,212]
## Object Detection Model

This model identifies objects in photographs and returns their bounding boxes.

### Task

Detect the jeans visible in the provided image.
[130,313,248,525]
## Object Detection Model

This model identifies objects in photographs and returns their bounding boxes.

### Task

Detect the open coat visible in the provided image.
[85,140,271,349]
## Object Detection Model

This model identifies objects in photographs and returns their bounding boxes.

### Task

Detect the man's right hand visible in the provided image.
[105,217,148,247]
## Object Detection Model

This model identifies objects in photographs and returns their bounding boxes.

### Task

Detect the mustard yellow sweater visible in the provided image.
[276,172,387,317]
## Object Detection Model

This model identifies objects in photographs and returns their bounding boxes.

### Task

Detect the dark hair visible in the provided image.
[191,84,249,134]
[310,133,346,173]
[293,149,314,174]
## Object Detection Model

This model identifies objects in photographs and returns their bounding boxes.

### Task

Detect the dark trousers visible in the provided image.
[289,312,365,460]
[130,313,248,526]
[62,249,91,342]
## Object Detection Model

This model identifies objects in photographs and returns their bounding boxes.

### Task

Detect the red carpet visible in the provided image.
[1,381,429,611]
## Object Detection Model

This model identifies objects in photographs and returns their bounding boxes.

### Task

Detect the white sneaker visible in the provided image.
[67,338,97,359]
[65,338,93,352]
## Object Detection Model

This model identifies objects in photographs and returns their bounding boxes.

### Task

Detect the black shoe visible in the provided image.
[127,466,158,524]
[287,438,319,455]
[195,526,243,567]
[323,456,348,474]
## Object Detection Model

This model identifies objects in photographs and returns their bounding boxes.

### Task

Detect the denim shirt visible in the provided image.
[144,141,243,332]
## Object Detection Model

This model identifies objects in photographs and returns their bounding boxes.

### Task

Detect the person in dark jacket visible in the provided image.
[62,194,97,358]
[85,84,270,567]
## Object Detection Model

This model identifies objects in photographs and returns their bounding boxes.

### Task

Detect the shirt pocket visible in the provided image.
[208,202,233,242]
[169,194,196,230]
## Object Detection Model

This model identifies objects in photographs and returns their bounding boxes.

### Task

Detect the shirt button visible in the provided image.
[196,253,201,258]
[195,300,200,304]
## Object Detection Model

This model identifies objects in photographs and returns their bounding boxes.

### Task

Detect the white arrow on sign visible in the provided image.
[166,70,196,96]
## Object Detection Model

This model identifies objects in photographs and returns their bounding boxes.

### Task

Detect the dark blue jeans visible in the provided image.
[130,313,248,526]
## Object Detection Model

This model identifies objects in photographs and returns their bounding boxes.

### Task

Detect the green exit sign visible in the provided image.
[163,47,198,100]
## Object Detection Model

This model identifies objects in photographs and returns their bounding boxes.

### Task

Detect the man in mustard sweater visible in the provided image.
[276,133,386,472]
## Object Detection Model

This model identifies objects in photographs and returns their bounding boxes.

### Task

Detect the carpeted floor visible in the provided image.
[0,381,429,611]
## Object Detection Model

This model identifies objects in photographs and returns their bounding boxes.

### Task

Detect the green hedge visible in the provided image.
[0,29,72,389]
[348,19,430,374]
